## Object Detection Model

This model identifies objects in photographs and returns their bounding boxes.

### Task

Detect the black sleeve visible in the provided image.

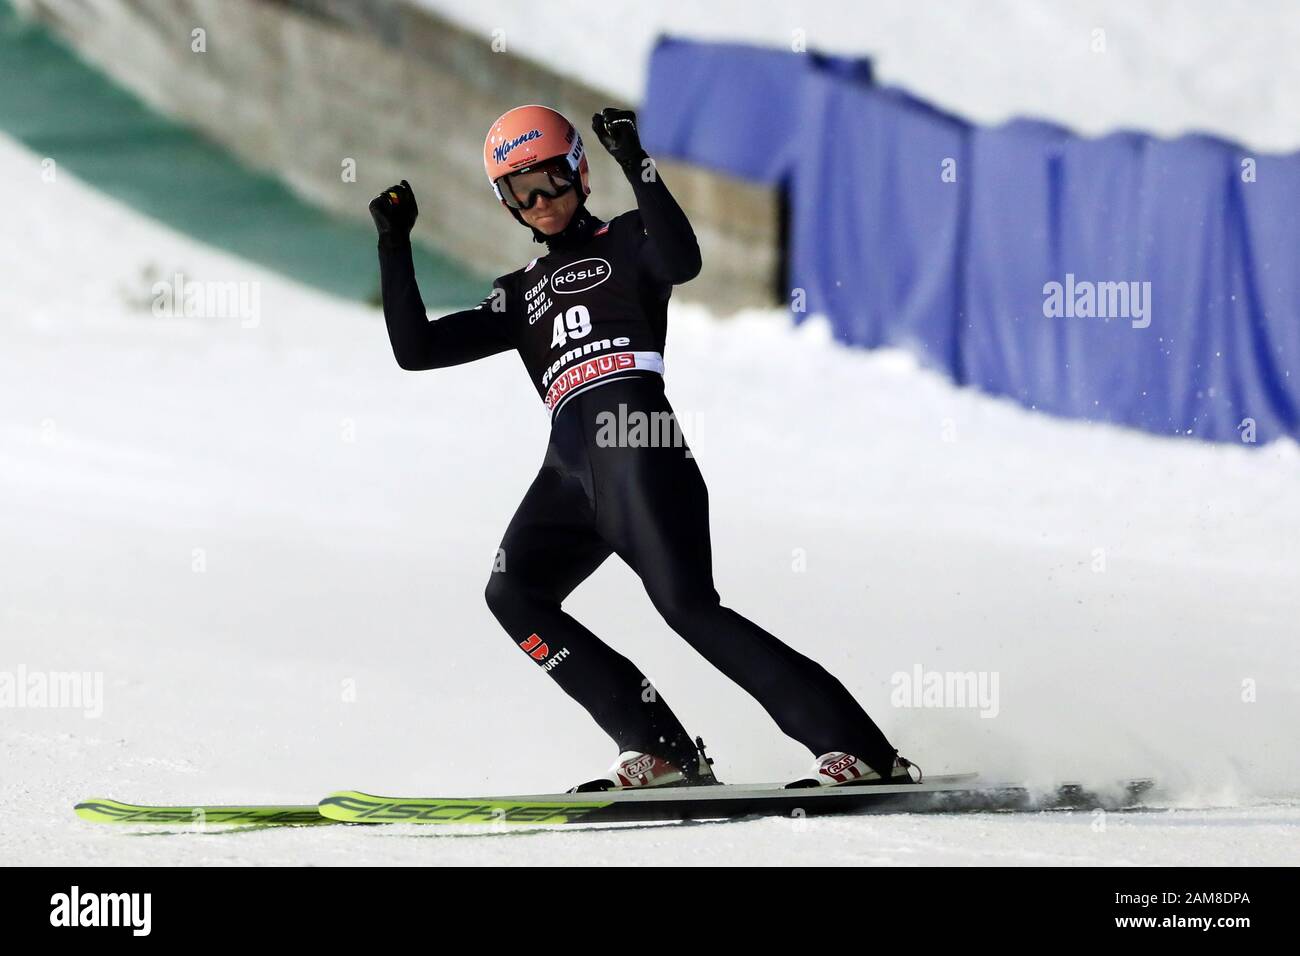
[623,154,703,286]
[378,237,513,371]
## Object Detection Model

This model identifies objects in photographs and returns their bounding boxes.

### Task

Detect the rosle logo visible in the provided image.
[551,258,611,294]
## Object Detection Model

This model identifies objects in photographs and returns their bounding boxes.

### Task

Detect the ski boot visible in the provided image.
[568,736,721,793]
[785,751,921,789]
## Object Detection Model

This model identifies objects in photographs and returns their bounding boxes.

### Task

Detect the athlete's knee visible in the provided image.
[484,571,521,622]
[485,569,560,623]
[649,585,721,633]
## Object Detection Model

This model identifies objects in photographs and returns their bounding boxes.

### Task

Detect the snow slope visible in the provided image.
[2,132,1298,864]
[414,0,1300,152]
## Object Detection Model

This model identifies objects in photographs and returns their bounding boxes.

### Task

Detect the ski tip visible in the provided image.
[318,790,374,806]
[318,790,430,824]
[74,798,130,823]
[317,791,369,823]
[74,798,331,826]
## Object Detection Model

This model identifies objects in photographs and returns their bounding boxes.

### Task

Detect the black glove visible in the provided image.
[369,180,419,245]
[591,108,648,170]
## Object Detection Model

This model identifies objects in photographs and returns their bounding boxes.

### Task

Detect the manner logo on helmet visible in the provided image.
[492,128,543,166]
[550,257,611,295]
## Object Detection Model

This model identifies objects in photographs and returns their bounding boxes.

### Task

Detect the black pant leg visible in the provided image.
[584,383,900,775]
[484,449,699,764]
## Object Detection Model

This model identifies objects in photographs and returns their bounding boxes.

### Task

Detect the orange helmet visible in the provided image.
[483,105,590,213]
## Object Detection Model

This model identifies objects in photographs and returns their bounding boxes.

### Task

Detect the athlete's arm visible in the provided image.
[591,109,702,285]
[378,240,512,371]
[371,181,512,371]
[625,160,703,285]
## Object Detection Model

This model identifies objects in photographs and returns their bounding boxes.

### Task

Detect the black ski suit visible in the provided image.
[377,161,900,778]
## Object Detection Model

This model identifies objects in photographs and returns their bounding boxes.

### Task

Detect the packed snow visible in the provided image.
[2,132,1297,864]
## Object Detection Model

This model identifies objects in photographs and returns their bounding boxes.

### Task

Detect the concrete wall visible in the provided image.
[15,0,778,311]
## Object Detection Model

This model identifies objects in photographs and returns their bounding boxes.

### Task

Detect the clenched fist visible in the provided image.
[591,108,647,170]
[369,180,419,245]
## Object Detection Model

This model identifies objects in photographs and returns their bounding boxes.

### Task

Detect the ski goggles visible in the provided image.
[494,157,578,210]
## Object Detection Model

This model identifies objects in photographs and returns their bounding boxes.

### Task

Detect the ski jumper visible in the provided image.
[377,163,901,777]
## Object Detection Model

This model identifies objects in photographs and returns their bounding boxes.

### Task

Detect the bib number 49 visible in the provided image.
[551,305,592,348]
